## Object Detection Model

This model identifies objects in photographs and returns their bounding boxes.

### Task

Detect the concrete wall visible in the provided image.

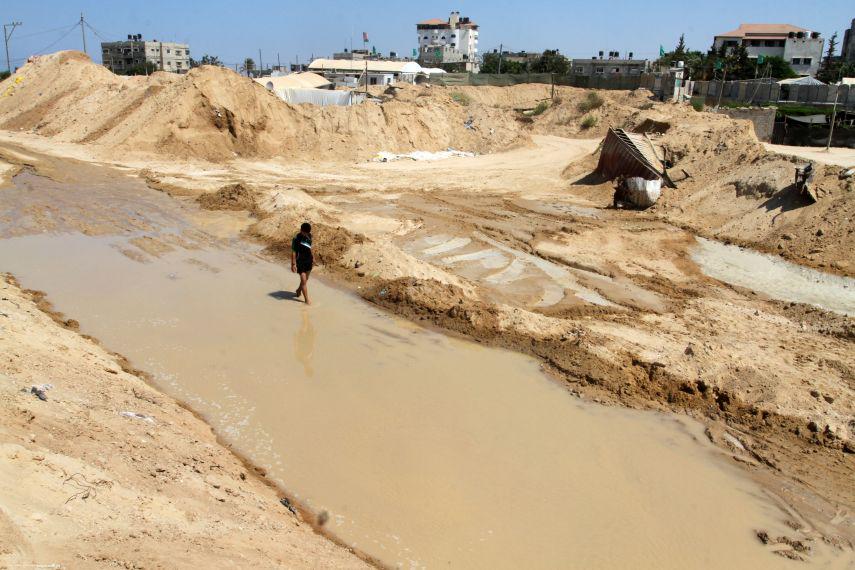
[571,59,647,77]
[783,36,824,76]
[694,81,855,109]
[718,108,776,141]
[843,19,855,62]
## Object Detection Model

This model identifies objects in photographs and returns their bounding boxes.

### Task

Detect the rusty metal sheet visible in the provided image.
[595,128,675,187]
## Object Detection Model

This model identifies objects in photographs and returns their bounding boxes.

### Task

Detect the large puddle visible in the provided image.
[692,237,855,316]
[0,173,821,568]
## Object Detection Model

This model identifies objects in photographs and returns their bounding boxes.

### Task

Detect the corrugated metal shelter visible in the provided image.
[595,128,675,187]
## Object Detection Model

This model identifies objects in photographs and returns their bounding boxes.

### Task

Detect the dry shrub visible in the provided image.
[578,92,605,112]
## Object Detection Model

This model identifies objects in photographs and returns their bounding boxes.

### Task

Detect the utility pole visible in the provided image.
[715,66,727,109]
[80,13,87,54]
[826,85,840,152]
[258,49,262,73]
[3,21,22,74]
[277,52,281,71]
[497,43,503,74]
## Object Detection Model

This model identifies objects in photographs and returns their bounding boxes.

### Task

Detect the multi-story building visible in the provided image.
[713,24,824,76]
[571,52,648,77]
[101,35,191,74]
[416,11,479,72]
[842,18,855,63]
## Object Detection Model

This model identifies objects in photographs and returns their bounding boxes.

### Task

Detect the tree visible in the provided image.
[480,52,525,74]
[817,32,840,83]
[240,57,256,77]
[120,61,157,76]
[0,70,9,81]
[190,54,223,68]
[531,49,569,75]
[764,56,797,80]
[674,33,687,58]
[725,43,753,79]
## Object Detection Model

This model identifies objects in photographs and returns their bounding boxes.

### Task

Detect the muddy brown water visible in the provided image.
[0,173,835,568]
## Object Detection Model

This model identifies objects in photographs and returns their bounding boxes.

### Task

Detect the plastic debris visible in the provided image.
[373,148,475,163]
[120,411,156,423]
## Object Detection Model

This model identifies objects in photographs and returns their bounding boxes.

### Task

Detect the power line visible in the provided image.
[15,24,74,40]
[31,23,79,55]
[83,21,118,43]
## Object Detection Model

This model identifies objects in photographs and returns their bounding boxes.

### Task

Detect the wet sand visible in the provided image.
[692,237,855,316]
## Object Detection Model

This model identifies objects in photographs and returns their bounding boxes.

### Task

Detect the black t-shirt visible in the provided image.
[291,232,313,267]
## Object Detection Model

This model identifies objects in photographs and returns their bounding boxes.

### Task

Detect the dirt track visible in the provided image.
[0,51,854,564]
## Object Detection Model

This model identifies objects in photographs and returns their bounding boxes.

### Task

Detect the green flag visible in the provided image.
[714,60,723,70]
[757,54,765,64]
[659,45,665,57]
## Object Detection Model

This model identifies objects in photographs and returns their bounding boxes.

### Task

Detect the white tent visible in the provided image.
[777,76,825,86]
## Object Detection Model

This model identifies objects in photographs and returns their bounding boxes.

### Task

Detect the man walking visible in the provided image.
[291,222,313,305]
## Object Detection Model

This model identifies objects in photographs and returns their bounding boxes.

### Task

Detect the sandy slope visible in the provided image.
[0,275,369,569]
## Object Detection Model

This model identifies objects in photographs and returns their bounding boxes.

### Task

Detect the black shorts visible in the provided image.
[296,261,313,274]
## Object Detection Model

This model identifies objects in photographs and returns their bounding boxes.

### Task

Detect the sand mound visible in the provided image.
[197,183,258,212]
[561,103,855,275]
[442,84,656,138]
[0,51,528,162]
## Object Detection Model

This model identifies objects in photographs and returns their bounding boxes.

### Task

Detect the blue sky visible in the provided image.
[2,1,852,69]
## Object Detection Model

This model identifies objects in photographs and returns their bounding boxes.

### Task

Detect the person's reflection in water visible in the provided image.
[293,309,316,377]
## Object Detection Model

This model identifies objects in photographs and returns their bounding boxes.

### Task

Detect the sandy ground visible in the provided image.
[764,144,855,168]
[0,274,370,569]
[0,54,853,563]
[1,136,852,561]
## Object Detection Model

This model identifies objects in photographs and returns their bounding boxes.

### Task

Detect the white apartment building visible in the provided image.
[416,11,479,73]
[713,24,824,77]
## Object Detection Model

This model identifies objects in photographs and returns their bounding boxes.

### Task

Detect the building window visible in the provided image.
[778,40,785,47]
[166,49,171,54]
[802,57,812,65]
[612,67,620,73]
[764,40,776,47]
[595,66,604,74]
[750,40,760,46]
[791,57,801,65]
[575,66,583,73]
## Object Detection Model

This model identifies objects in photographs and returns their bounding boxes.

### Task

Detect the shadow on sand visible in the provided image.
[760,183,814,223]
[269,290,301,301]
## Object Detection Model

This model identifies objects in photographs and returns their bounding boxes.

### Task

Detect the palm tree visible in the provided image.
[240,57,256,77]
